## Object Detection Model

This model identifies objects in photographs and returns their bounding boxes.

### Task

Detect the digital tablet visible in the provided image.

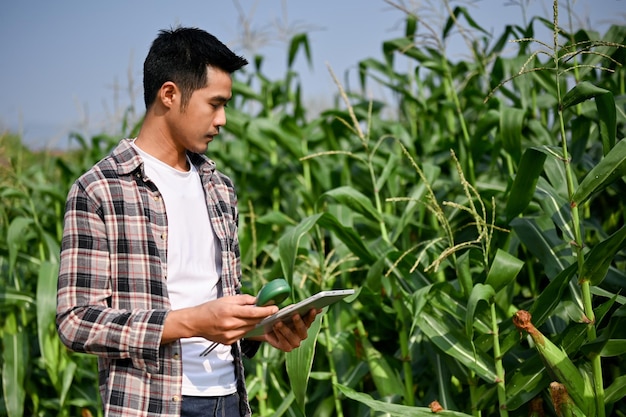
[245,289,355,337]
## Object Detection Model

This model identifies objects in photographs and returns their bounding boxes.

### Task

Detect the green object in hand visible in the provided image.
[256,278,291,306]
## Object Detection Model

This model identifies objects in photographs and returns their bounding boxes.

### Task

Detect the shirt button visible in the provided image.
[153,194,161,201]
[173,353,180,360]
[172,395,180,402]
[161,233,167,240]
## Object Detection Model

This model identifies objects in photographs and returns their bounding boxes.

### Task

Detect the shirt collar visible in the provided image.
[111,138,217,177]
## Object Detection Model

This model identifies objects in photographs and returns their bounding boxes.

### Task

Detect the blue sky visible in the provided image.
[1,0,623,149]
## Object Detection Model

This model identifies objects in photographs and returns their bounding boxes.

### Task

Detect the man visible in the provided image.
[56,27,319,417]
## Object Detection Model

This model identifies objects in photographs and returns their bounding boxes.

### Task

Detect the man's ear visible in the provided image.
[159,81,178,109]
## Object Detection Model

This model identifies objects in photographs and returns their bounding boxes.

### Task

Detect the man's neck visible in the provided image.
[135,121,189,171]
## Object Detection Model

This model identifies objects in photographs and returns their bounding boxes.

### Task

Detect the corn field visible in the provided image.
[1,1,625,416]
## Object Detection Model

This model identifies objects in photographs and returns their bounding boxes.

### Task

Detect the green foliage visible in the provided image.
[0,129,127,416]
[1,1,625,416]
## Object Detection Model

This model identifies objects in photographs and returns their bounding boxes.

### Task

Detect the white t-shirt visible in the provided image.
[133,143,237,396]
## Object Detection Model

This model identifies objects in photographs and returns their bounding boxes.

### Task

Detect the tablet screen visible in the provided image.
[244,289,355,337]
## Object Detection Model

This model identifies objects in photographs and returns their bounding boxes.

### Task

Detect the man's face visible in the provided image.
[169,66,232,154]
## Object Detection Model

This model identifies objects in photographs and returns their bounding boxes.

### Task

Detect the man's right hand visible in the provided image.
[161,295,279,345]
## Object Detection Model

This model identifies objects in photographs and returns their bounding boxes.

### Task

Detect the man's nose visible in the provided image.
[214,107,227,127]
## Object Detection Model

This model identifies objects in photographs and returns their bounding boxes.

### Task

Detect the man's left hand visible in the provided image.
[262,309,321,352]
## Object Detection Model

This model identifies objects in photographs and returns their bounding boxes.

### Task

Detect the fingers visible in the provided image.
[278,314,309,340]
[268,321,304,352]
[267,310,322,352]
[193,298,322,351]
[191,296,279,344]
[222,294,257,306]
[302,308,321,327]
[217,295,279,318]
[251,304,280,318]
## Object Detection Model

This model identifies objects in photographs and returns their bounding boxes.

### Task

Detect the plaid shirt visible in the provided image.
[57,139,259,417]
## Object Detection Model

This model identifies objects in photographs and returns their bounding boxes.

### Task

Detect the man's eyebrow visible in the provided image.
[211,95,232,103]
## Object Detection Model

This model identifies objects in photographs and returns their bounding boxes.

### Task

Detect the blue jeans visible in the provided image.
[181,393,240,417]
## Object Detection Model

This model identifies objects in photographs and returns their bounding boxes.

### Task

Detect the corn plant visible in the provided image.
[219,0,626,416]
[0,122,137,416]
[1,133,98,416]
[337,1,624,415]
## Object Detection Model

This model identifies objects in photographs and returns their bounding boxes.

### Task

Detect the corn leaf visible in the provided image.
[574,25,626,79]
[0,288,35,311]
[2,313,27,417]
[287,33,312,69]
[278,212,376,287]
[510,216,570,279]
[336,384,475,417]
[595,89,617,154]
[390,162,439,245]
[594,293,619,325]
[473,108,500,142]
[536,164,570,214]
[59,361,77,409]
[465,283,495,340]
[430,285,491,334]
[505,356,551,411]
[580,224,626,285]
[248,118,303,158]
[286,312,323,410]
[433,354,457,410]
[605,374,626,404]
[316,212,376,263]
[505,147,547,221]
[573,138,626,205]
[417,311,497,383]
[561,81,609,110]
[405,14,417,37]
[559,77,619,156]
[278,213,323,287]
[443,6,490,39]
[456,250,473,299]
[7,216,34,276]
[355,320,405,397]
[485,249,524,293]
[36,260,59,374]
[500,105,525,161]
[598,340,626,357]
[528,263,577,327]
[322,186,383,224]
[269,391,297,417]
[382,37,429,67]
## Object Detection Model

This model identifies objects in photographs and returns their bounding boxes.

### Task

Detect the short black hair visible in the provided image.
[143,26,248,110]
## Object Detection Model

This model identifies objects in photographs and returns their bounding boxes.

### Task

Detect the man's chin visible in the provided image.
[186,144,209,154]
[190,138,212,154]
